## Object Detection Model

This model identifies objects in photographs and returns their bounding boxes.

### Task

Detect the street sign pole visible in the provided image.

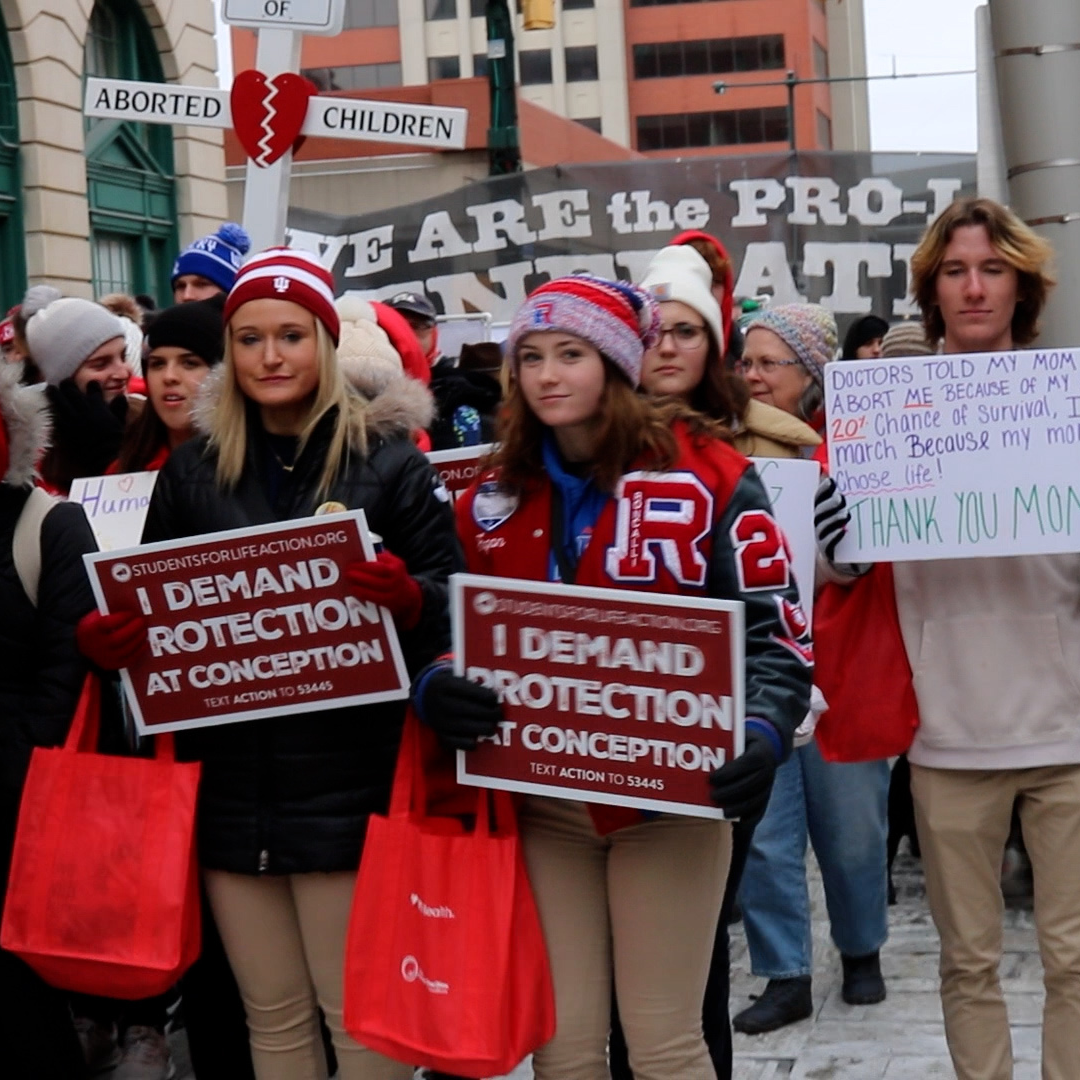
[241,28,303,252]
[84,0,468,255]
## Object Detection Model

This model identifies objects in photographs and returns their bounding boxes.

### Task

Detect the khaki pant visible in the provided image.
[519,797,731,1080]
[910,764,1080,1080]
[203,870,414,1080]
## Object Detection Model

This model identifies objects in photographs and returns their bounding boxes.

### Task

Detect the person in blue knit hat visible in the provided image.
[171,222,251,304]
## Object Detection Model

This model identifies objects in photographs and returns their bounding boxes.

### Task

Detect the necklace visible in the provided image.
[272,449,294,473]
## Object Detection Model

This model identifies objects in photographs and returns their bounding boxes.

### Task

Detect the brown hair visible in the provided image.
[681,237,731,289]
[494,359,723,494]
[688,334,749,429]
[115,403,169,472]
[910,197,1055,347]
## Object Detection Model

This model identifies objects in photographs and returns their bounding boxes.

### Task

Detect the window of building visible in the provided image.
[470,0,486,14]
[473,52,489,77]
[426,0,457,19]
[576,117,602,133]
[519,49,553,85]
[85,0,177,303]
[816,108,832,149]
[563,0,596,9]
[813,39,828,80]
[302,62,402,90]
[565,45,598,82]
[635,106,789,150]
[428,55,461,80]
[342,0,399,28]
[0,9,23,308]
[632,34,784,79]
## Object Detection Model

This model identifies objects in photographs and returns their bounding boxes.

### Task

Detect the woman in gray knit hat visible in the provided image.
[23,291,134,493]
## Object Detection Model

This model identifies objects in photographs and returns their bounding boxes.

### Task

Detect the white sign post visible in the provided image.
[82,0,468,255]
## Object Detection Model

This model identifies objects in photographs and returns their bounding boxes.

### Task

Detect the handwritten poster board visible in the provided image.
[750,457,818,621]
[453,574,744,819]
[69,472,159,552]
[84,512,410,734]
[826,348,1080,562]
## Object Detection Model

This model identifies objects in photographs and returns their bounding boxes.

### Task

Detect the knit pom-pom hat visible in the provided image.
[506,274,660,387]
[224,248,340,344]
[745,303,838,387]
[171,223,252,294]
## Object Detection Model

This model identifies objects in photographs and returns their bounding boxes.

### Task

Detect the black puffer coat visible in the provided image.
[0,369,97,890]
[142,375,462,875]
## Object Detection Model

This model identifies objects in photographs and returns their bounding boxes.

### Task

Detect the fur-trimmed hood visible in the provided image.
[0,363,49,488]
[192,363,435,446]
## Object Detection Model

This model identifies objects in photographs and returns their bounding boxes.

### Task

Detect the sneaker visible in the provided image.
[112,1026,175,1080]
[75,1017,122,1074]
[841,951,887,1005]
[732,976,813,1034]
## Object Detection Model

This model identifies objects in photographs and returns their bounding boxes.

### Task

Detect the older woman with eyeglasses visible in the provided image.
[727,303,891,1039]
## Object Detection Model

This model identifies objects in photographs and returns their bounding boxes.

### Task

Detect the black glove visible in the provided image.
[814,474,871,576]
[708,729,778,824]
[814,474,850,562]
[415,667,503,751]
[47,379,128,476]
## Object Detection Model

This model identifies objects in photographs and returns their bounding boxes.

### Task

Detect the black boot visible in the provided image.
[841,951,886,1005]
[732,976,813,1034]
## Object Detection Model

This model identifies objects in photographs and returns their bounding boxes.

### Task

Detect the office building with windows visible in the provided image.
[233,0,868,157]
[0,0,226,306]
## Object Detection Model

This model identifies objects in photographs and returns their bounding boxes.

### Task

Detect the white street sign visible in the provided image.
[222,0,345,35]
[85,78,229,128]
[84,77,468,153]
[304,96,467,151]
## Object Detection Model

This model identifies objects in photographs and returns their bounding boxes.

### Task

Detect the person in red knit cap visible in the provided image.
[413,274,811,1080]
[77,247,460,1080]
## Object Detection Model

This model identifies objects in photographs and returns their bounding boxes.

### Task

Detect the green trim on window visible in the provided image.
[85,0,178,303]
[0,11,26,309]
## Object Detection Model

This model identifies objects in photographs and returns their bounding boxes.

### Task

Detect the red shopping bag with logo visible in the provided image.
[1,676,201,998]
[344,711,555,1078]
[813,563,920,761]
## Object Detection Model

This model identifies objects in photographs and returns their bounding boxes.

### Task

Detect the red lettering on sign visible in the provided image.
[730,510,790,591]
[605,472,713,586]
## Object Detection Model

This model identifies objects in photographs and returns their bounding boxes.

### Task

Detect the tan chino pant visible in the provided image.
[204,869,414,1080]
[911,763,1080,1080]
[519,796,731,1080]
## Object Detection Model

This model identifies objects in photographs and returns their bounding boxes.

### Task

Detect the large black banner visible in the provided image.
[287,151,975,330]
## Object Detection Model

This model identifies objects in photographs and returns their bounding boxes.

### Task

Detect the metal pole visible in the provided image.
[485,0,521,175]
[786,70,797,151]
[989,0,1080,348]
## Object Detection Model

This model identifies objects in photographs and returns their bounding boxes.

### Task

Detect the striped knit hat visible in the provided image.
[745,303,837,387]
[507,274,660,386]
[224,248,340,344]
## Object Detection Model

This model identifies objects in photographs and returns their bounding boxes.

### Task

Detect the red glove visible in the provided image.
[76,609,148,670]
[345,551,423,631]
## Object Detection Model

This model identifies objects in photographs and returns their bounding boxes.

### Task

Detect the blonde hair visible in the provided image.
[910,197,1056,347]
[211,319,369,500]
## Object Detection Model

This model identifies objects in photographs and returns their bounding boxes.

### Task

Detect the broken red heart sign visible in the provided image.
[231,70,315,167]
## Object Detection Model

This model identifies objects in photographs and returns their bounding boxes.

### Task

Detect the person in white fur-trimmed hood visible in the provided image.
[0,364,100,1078]
[76,249,460,1080]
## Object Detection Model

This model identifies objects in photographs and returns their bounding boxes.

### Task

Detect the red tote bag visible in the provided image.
[813,563,920,762]
[1,676,202,999]
[344,711,555,1078]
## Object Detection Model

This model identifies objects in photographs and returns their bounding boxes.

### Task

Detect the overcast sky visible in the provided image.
[863,0,980,152]
[213,0,983,154]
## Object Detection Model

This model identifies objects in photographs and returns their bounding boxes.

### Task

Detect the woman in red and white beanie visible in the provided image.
[415,274,812,1079]
[77,247,460,1080]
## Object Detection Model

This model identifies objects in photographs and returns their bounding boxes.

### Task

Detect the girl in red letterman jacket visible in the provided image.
[413,275,811,1080]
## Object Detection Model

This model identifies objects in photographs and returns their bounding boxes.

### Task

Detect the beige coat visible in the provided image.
[733,398,821,460]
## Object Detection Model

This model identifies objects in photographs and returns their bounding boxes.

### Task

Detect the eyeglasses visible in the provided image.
[734,357,802,376]
[655,323,707,350]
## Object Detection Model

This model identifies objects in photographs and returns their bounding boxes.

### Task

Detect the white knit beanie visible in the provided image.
[24,295,126,386]
[639,246,724,351]
[334,295,403,397]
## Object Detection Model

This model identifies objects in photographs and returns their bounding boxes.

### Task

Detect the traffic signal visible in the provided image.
[522,0,554,31]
